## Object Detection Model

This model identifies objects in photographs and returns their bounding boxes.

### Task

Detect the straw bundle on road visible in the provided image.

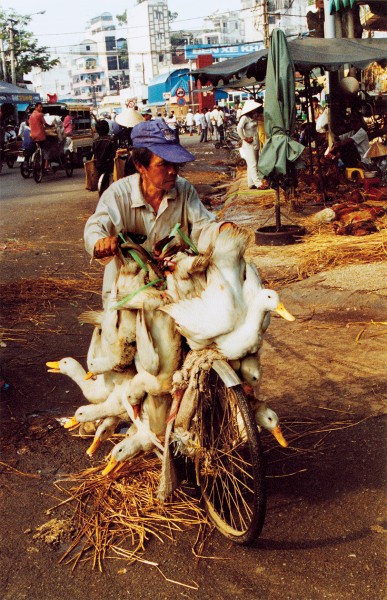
[53,453,208,571]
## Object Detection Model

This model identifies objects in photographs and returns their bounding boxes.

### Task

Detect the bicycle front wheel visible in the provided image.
[33,148,43,183]
[195,360,266,545]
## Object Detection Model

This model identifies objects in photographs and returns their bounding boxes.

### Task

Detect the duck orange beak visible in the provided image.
[46,361,61,373]
[275,303,295,322]
[86,437,101,457]
[63,416,80,430]
[271,425,288,448]
[102,456,119,476]
[84,371,96,380]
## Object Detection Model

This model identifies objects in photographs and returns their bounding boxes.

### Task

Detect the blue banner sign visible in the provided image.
[185,43,264,60]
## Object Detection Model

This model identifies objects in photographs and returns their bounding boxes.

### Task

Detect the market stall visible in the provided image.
[0,81,40,124]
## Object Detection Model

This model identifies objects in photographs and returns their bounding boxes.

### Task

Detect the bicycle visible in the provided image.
[172,356,266,545]
[32,141,73,183]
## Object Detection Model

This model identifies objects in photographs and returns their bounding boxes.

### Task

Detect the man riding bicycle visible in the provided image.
[84,119,236,305]
[29,101,50,172]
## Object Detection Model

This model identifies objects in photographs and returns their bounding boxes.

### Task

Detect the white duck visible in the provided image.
[165,251,210,302]
[46,357,125,404]
[160,263,237,350]
[214,266,295,360]
[79,262,145,376]
[119,291,182,403]
[229,351,262,397]
[160,234,261,352]
[86,415,125,457]
[63,368,137,430]
[253,401,288,448]
[102,393,166,475]
[210,226,249,311]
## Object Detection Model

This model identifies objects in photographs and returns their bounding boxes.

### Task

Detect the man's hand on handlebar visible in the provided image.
[94,236,119,259]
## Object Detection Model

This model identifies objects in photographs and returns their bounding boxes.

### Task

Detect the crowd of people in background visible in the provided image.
[1,93,376,191]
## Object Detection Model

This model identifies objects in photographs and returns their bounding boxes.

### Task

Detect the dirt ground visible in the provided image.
[0,136,386,599]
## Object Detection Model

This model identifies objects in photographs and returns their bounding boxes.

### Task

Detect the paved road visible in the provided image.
[0,151,385,600]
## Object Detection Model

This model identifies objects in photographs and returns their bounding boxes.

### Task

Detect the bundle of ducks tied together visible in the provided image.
[46,226,295,487]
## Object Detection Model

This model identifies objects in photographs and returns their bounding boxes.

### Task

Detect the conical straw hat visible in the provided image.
[240,99,262,117]
[365,141,387,159]
[116,107,144,128]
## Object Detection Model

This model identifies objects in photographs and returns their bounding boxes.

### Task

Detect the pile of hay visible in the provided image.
[291,227,387,280]
[52,453,208,571]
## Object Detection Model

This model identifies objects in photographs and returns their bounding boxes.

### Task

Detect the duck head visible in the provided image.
[254,402,288,448]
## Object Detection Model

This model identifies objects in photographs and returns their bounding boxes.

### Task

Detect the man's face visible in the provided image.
[141,153,180,192]
[36,104,43,112]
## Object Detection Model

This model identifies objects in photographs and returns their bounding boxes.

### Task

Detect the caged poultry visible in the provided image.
[48,225,295,544]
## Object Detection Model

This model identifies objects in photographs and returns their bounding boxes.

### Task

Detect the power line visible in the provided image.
[23,9,307,41]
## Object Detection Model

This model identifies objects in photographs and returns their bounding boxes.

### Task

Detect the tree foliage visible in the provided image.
[169,11,178,22]
[116,10,128,25]
[0,9,59,83]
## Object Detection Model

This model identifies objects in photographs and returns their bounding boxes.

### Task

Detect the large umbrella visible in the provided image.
[258,29,305,230]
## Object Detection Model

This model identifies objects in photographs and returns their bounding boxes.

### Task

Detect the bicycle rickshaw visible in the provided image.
[32,132,73,183]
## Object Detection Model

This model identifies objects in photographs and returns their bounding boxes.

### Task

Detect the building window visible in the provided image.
[109,77,118,90]
[118,55,128,70]
[86,45,90,51]
[107,56,118,71]
[159,54,164,62]
[105,36,116,51]
[155,9,162,19]
[117,38,127,50]
[85,58,97,69]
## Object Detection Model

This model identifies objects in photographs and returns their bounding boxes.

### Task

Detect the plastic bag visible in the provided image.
[316,109,328,133]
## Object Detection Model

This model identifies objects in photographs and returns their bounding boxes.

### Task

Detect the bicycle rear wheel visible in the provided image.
[65,151,73,177]
[20,156,31,178]
[195,360,266,545]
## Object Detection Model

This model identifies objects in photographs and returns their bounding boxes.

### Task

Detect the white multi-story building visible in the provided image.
[68,13,130,103]
[198,10,245,46]
[28,60,71,102]
[241,0,308,44]
[126,0,172,102]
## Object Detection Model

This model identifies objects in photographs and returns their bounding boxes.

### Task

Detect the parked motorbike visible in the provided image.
[3,139,22,169]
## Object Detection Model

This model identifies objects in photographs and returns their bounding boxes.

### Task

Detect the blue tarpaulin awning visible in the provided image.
[147,69,190,105]
[0,80,40,104]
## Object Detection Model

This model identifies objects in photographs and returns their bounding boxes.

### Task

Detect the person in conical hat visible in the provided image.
[112,108,145,149]
[237,99,268,190]
[116,107,144,128]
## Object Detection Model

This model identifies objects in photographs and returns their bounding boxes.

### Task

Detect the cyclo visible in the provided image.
[31,129,73,183]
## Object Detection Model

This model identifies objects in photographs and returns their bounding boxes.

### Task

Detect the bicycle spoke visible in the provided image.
[196,365,266,543]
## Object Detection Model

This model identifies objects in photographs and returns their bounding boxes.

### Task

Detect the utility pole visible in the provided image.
[0,38,7,80]
[8,21,17,85]
[262,0,270,49]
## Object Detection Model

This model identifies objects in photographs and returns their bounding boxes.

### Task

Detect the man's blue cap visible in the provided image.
[131,120,195,163]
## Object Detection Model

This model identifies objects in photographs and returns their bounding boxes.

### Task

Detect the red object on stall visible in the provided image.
[196,54,215,111]
[47,93,58,103]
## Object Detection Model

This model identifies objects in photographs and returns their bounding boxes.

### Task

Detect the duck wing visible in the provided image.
[78,310,104,327]
[160,273,236,342]
[136,309,160,375]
